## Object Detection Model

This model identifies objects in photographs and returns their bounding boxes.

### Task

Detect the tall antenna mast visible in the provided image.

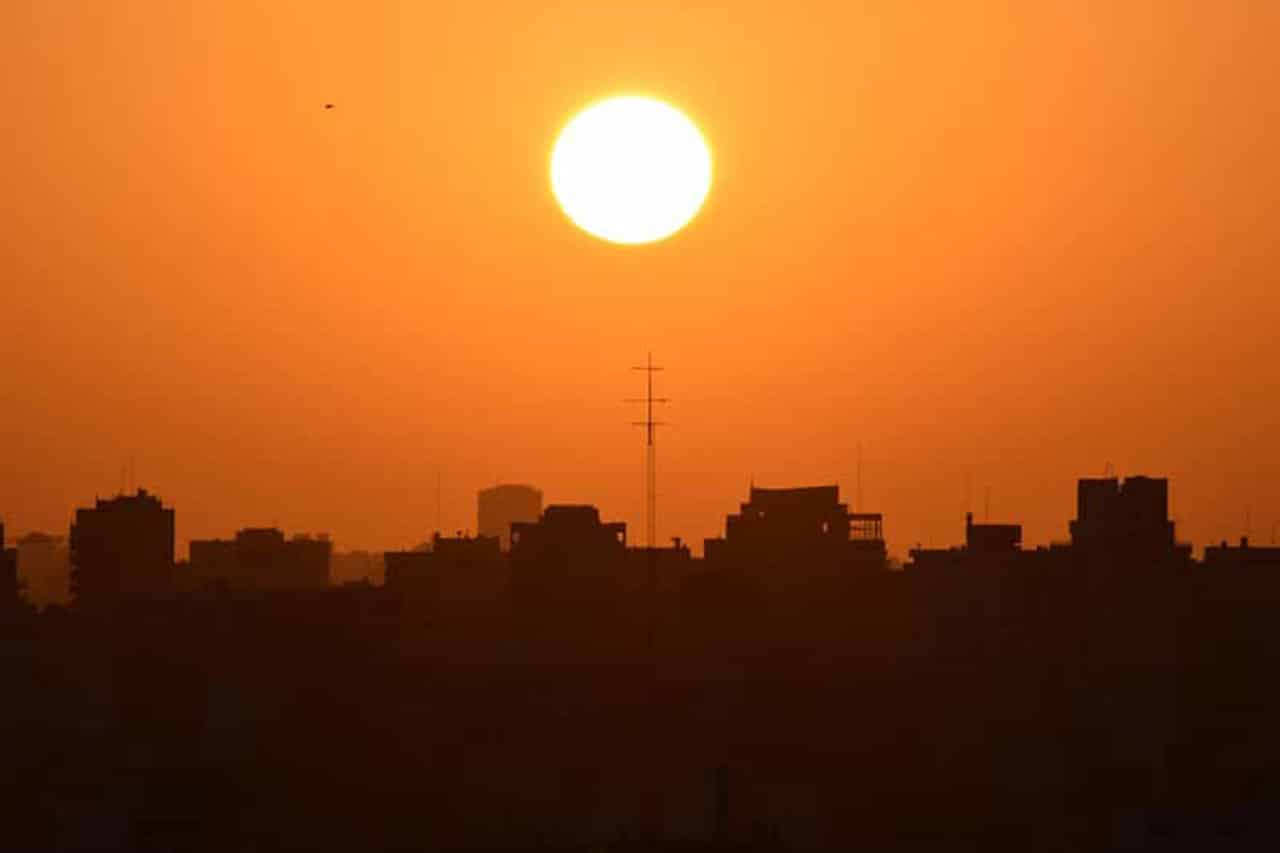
[627,353,668,548]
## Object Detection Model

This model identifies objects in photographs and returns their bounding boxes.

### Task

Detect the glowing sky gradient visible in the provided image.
[1,2,1277,557]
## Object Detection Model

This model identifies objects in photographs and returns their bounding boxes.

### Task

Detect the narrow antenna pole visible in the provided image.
[436,471,442,536]
[626,353,668,549]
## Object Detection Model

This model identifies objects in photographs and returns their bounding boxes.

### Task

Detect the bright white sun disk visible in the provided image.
[551,96,712,244]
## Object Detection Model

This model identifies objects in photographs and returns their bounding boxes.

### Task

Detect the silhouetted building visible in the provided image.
[187,538,236,589]
[511,504,627,556]
[330,549,384,585]
[965,512,1022,553]
[627,537,696,590]
[386,534,508,648]
[510,505,630,657]
[478,484,543,551]
[188,528,330,591]
[693,487,887,652]
[15,531,71,607]
[908,512,1025,572]
[1,520,20,609]
[1203,537,1280,572]
[385,533,503,594]
[383,550,430,589]
[1069,476,1190,562]
[703,485,887,574]
[70,489,175,606]
[628,537,697,642]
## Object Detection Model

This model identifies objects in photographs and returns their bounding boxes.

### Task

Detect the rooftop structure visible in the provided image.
[704,485,887,574]
[477,484,543,551]
[70,490,175,606]
[188,528,330,591]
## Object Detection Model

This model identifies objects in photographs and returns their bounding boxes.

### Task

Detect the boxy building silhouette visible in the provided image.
[188,528,330,591]
[1203,537,1280,572]
[703,485,887,574]
[385,533,509,650]
[15,531,71,607]
[694,486,887,648]
[477,484,543,551]
[1,520,21,611]
[1069,476,1190,562]
[385,532,503,593]
[69,489,175,607]
[509,505,631,660]
[908,512,1025,572]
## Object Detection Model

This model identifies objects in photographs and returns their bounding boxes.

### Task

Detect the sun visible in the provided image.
[551,96,712,245]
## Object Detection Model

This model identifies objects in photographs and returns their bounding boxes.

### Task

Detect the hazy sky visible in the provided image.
[2,1,1277,556]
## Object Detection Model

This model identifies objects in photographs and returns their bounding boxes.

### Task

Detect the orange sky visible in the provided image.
[2,1,1277,557]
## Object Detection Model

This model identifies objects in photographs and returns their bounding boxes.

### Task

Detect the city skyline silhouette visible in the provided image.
[8,471,1279,605]
[5,471,1280,849]
[3,2,1279,850]
[4,459,1277,564]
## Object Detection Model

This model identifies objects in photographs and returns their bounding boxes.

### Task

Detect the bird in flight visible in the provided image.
[324,103,335,110]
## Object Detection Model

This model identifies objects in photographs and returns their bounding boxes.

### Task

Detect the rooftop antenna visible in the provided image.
[435,471,442,536]
[627,353,668,549]
[965,472,973,515]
